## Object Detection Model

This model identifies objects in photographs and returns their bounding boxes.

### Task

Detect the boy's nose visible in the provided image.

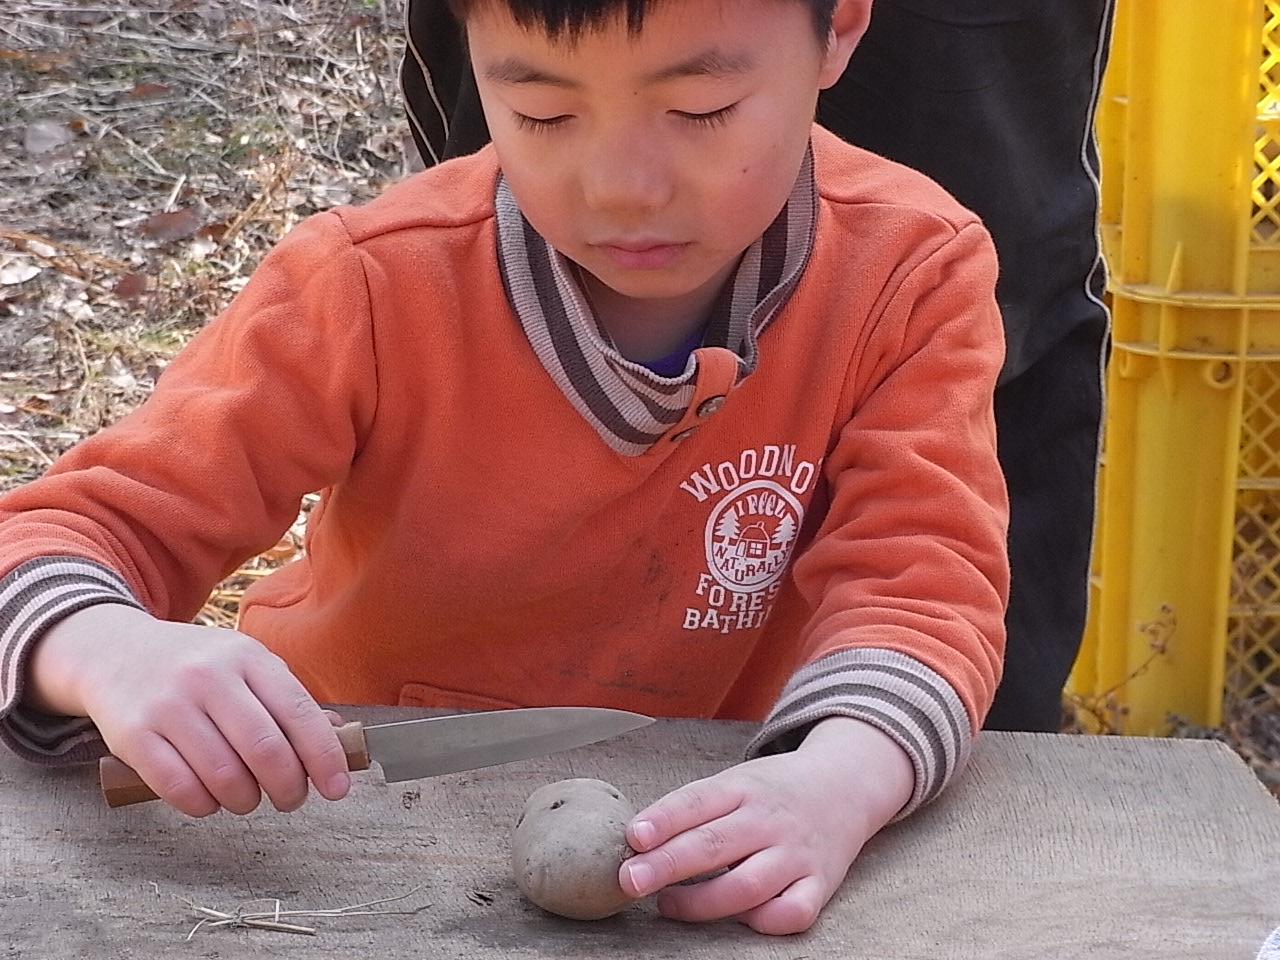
[580,131,674,214]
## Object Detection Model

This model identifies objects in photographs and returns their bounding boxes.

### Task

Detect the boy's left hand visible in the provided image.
[618,716,914,935]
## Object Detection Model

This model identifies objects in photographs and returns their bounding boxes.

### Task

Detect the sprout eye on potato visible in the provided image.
[511,778,639,920]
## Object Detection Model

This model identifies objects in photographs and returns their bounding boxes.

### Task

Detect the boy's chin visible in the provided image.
[580,263,730,306]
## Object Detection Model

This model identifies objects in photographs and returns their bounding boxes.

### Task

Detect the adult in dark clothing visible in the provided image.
[399,0,1115,733]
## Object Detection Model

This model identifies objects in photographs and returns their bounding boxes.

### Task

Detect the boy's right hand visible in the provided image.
[26,604,351,817]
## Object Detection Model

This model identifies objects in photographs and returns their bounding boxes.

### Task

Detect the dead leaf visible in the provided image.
[62,299,93,324]
[23,121,74,157]
[0,49,72,73]
[102,352,137,390]
[127,81,174,100]
[0,258,41,286]
[113,273,150,300]
[189,233,219,260]
[262,537,299,562]
[197,222,228,243]
[138,208,204,242]
[364,132,401,162]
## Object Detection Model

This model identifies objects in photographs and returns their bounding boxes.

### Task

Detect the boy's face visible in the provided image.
[467,0,858,308]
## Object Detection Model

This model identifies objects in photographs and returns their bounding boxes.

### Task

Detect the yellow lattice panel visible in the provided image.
[1071,0,1280,734]
[1230,356,1280,715]
[1262,0,1280,111]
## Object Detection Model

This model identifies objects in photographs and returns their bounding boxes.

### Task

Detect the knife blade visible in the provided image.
[99,706,654,808]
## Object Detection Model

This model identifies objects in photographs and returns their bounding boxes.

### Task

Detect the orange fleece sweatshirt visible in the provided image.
[0,126,1007,814]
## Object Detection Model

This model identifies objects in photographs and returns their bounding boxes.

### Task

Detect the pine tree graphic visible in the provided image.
[714,510,740,544]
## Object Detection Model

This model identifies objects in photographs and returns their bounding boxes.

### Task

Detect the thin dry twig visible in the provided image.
[171,887,431,941]
[218,150,298,244]
[185,904,318,938]
[1063,606,1176,734]
[0,228,133,281]
[0,426,55,466]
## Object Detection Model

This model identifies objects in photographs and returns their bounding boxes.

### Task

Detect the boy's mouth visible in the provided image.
[593,239,689,270]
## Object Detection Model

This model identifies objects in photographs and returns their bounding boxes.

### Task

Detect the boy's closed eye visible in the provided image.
[511,112,572,131]
[672,103,740,129]
[511,102,741,132]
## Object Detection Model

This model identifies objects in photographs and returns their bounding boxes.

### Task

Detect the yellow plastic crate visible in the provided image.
[1070,0,1280,734]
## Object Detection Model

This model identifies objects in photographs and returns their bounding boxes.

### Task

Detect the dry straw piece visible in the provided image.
[152,884,430,940]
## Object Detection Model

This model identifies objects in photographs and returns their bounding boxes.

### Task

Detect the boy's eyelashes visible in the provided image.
[510,102,740,132]
[676,103,739,128]
[512,112,571,132]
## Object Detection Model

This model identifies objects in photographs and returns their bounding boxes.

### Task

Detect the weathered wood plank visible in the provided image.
[2,713,1278,958]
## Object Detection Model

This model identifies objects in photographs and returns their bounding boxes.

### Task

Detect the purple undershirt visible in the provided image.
[638,325,706,377]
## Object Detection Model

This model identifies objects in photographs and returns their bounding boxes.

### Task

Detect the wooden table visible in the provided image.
[3,707,1279,958]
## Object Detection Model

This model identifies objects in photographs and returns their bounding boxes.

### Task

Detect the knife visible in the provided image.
[99,706,654,808]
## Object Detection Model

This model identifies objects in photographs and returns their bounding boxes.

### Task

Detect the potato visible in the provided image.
[511,778,638,920]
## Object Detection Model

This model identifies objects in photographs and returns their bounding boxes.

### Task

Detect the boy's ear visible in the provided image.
[818,0,873,89]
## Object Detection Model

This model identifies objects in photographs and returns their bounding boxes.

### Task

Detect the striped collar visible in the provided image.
[496,145,817,457]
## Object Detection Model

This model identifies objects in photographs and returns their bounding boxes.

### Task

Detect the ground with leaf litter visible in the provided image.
[2,0,1277,791]
[1,0,416,616]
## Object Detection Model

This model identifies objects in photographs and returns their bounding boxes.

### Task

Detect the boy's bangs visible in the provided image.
[448,0,835,41]
[448,0,652,38]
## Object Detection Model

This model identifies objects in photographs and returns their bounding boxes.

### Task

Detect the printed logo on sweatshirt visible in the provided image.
[702,480,803,591]
[678,444,820,634]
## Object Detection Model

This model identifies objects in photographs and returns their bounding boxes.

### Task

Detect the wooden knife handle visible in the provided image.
[98,756,162,808]
[99,721,371,808]
[335,721,371,771]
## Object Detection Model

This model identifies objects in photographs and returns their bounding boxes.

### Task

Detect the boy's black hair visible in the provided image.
[446,0,837,44]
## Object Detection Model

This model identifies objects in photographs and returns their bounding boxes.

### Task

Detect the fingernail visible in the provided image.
[325,772,350,798]
[632,818,656,848]
[624,861,655,896]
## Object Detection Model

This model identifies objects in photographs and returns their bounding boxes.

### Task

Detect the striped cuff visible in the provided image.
[745,647,973,820]
[0,556,143,763]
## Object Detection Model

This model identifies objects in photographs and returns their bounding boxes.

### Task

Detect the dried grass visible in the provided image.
[0,0,414,475]
[177,887,430,939]
[0,0,415,607]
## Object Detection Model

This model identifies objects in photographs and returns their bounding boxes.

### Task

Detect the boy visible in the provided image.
[403,0,1116,736]
[0,0,1007,936]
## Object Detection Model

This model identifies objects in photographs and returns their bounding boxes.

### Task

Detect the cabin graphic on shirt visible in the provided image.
[706,480,803,592]
[736,522,770,559]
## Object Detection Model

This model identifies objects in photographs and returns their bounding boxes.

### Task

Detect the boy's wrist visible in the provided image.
[1,556,144,718]
[799,715,915,824]
[26,603,144,717]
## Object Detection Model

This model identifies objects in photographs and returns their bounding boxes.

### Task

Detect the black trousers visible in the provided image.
[399,0,1115,733]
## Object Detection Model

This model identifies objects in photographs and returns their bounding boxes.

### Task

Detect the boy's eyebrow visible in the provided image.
[482,48,758,88]
[644,48,759,84]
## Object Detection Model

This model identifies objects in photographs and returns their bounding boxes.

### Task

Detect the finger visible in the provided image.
[653,848,793,924]
[735,874,831,936]
[627,777,743,852]
[245,660,350,803]
[113,731,221,818]
[205,681,314,813]
[158,710,262,815]
[621,808,760,897]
